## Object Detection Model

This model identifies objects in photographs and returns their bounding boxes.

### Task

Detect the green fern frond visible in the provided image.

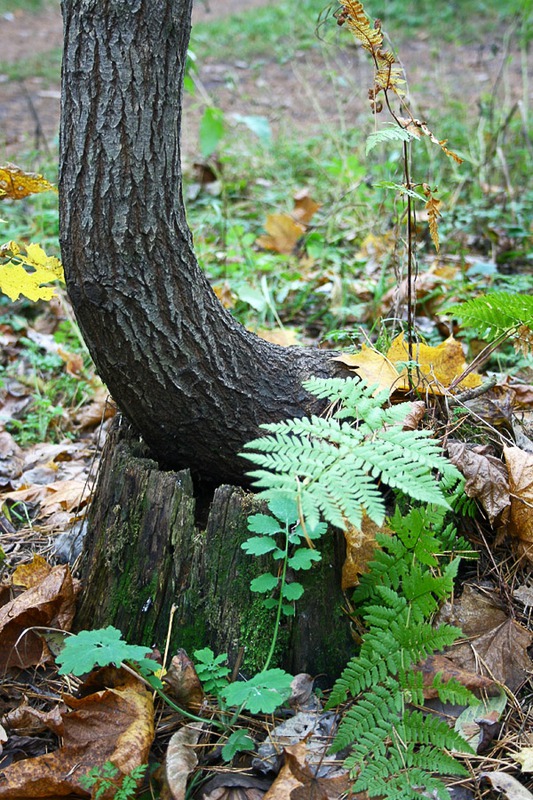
[431,674,478,706]
[243,378,460,531]
[448,292,533,340]
[331,681,401,754]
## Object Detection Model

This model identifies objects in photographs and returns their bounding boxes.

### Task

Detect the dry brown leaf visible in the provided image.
[264,741,351,800]
[163,650,204,710]
[2,701,64,737]
[0,669,154,798]
[387,333,482,393]
[438,585,533,692]
[292,189,321,225]
[0,164,57,201]
[447,442,510,524]
[333,344,399,396]
[212,281,235,309]
[12,554,53,589]
[256,214,305,255]
[4,479,92,518]
[0,563,76,671]
[164,724,203,800]
[401,400,426,430]
[342,515,391,591]
[415,653,498,699]
[198,773,271,800]
[74,385,116,430]
[504,446,533,563]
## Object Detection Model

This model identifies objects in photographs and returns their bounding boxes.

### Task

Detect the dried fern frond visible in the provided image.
[339,0,383,52]
[397,116,463,164]
[423,184,441,252]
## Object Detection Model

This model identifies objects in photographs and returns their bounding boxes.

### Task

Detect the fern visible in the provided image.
[448,292,533,342]
[242,378,460,531]
[326,505,475,799]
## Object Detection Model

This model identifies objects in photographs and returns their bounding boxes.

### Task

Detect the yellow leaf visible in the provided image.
[256,213,305,254]
[0,242,64,302]
[386,333,482,394]
[0,163,57,200]
[255,327,300,346]
[333,344,400,395]
[515,747,533,772]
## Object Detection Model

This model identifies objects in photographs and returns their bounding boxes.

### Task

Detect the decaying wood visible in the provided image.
[76,419,354,680]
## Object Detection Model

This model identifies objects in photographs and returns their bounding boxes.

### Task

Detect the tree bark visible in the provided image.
[59,0,346,485]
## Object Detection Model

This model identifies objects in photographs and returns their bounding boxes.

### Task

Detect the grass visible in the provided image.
[0,0,52,16]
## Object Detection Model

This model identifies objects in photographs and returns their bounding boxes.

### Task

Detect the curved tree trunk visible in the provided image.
[59,0,346,485]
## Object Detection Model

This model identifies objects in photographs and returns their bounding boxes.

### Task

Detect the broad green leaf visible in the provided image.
[232,113,272,144]
[57,626,152,675]
[199,106,225,158]
[247,514,283,535]
[222,728,255,761]
[282,582,304,601]
[288,549,322,570]
[221,669,293,714]
[250,572,279,593]
[241,536,278,556]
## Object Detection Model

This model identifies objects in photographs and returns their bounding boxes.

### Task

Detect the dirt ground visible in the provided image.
[0,0,530,161]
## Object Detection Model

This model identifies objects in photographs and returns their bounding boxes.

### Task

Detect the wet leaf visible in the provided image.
[447,442,510,524]
[164,650,204,710]
[0,563,76,671]
[438,585,533,692]
[0,669,154,798]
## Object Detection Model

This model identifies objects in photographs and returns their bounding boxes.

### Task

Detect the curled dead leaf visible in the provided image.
[447,442,510,524]
[504,446,533,563]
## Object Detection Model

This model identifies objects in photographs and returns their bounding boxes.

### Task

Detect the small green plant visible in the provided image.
[324,505,476,799]
[79,761,147,800]
[242,376,460,532]
[193,646,231,695]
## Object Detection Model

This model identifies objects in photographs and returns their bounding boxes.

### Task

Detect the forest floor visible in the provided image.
[0,0,529,158]
[1,1,533,799]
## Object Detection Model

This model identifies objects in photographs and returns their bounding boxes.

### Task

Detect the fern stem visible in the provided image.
[262,526,290,673]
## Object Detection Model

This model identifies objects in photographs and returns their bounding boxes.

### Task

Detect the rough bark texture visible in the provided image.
[59,0,346,486]
[77,419,354,681]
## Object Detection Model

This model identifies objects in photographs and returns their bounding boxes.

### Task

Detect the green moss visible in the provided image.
[239,599,286,674]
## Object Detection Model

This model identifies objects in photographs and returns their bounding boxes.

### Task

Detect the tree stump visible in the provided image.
[76,418,354,681]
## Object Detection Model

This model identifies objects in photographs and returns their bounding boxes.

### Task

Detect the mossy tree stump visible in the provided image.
[76,418,354,680]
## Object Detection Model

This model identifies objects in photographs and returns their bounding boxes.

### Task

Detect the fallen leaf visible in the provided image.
[387,333,482,393]
[415,653,498,699]
[4,478,92,517]
[333,344,400,395]
[0,164,57,200]
[481,772,533,800]
[264,741,351,800]
[401,400,426,430]
[12,554,53,589]
[342,516,391,591]
[164,724,203,800]
[515,748,533,772]
[438,585,533,692]
[74,385,116,430]
[256,328,300,347]
[256,214,305,254]
[513,585,533,608]
[504,446,533,563]
[454,689,507,753]
[164,650,204,710]
[447,442,510,524]
[198,773,271,800]
[0,563,76,671]
[0,669,154,798]
[2,702,64,737]
[292,189,321,225]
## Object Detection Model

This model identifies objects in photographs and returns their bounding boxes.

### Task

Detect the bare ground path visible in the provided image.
[0,0,530,161]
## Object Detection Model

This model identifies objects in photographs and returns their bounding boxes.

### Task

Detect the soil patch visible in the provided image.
[0,1,530,160]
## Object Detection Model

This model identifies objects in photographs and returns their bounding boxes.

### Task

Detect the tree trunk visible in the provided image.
[76,418,354,681]
[59,0,346,486]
